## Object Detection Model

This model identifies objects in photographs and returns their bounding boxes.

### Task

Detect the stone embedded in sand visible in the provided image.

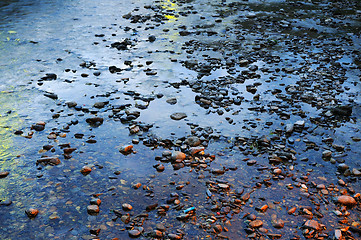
[336,195,357,207]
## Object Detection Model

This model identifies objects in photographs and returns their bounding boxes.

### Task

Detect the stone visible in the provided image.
[303,220,321,231]
[272,219,285,229]
[87,205,100,214]
[352,168,361,176]
[122,203,133,211]
[128,229,141,238]
[334,229,342,240]
[322,150,332,158]
[170,112,187,120]
[119,145,133,154]
[249,220,263,228]
[184,136,201,147]
[166,97,177,105]
[336,195,357,207]
[171,151,186,161]
[93,102,106,108]
[25,208,39,218]
[36,157,61,166]
[80,166,92,175]
[0,172,9,178]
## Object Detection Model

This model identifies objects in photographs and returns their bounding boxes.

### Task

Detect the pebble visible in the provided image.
[336,195,357,207]
[122,203,133,211]
[119,145,133,154]
[25,208,39,218]
[80,166,92,175]
[249,220,263,228]
[0,171,9,178]
[87,205,100,214]
[36,157,61,166]
[303,220,321,231]
[128,229,141,238]
[171,151,186,161]
[170,112,187,120]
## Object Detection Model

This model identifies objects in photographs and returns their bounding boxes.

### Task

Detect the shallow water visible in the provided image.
[0,0,361,239]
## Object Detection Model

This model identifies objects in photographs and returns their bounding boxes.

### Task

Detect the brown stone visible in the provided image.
[80,166,92,175]
[36,157,61,166]
[128,229,141,238]
[119,145,133,154]
[122,203,133,211]
[25,208,39,218]
[303,220,321,231]
[336,195,357,207]
[87,205,100,214]
[249,220,263,228]
[0,171,9,178]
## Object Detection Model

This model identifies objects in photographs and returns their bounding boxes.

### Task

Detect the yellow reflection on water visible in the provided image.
[160,0,178,22]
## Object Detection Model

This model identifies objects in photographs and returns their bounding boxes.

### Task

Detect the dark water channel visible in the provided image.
[0,0,361,239]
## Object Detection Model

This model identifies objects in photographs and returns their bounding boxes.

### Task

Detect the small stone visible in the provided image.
[119,145,133,154]
[272,219,285,229]
[336,195,357,207]
[0,199,12,206]
[303,220,321,231]
[288,207,297,215]
[87,205,100,214]
[25,208,39,218]
[168,234,181,240]
[166,97,177,105]
[352,168,361,176]
[93,102,106,108]
[80,166,92,175]
[122,203,133,211]
[170,112,187,120]
[322,150,332,158]
[334,229,342,240]
[213,224,222,233]
[128,229,141,238]
[171,151,186,161]
[0,171,9,178]
[90,198,101,206]
[36,157,61,166]
[66,101,77,108]
[184,136,201,147]
[249,220,263,228]
[132,183,142,189]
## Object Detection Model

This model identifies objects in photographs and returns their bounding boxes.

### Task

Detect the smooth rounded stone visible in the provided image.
[288,207,297,215]
[184,136,201,147]
[249,220,263,228]
[322,150,332,158]
[213,224,222,233]
[156,165,165,172]
[190,147,204,155]
[337,164,349,172]
[122,203,133,211]
[336,195,357,207]
[25,208,39,218]
[87,205,100,214]
[0,199,12,206]
[66,101,77,108]
[316,184,326,189]
[90,198,101,206]
[170,112,187,120]
[132,183,142,189]
[338,179,346,186]
[247,160,257,165]
[93,102,106,108]
[0,171,9,178]
[272,219,285,229]
[119,145,133,154]
[80,166,92,175]
[212,168,225,175]
[171,151,186,161]
[152,230,163,238]
[128,229,141,238]
[168,233,181,240]
[352,168,361,176]
[156,223,166,232]
[86,117,104,125]
[64,147,77,154]
[303,220,321,231]
[218,183,229,189]
[32,124,45,131]
[273,168,282,175]
[166,97,177,105]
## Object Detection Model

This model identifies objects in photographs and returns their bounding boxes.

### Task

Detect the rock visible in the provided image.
[352,168,361,176]
[272,219,285,229]
[171,151,186,161]
[90,198,101,206]
[168,233,181,240]
[337,164,349,172]
[31,124,45,131]
[132,183,142,189]
[86,117,104,126]
[36,157,61,166]
[334,229,342,240]
[44,92,58,100]
[0,199,12,206]
[184,136,201,147]
[87,205,100,214]
[93,102,106,108]
[249,220,263,228]
[25,208,39,218]
[129,229,141,238]
[148,35,156,42]
[285,124,294,134]
[190,147,204,155]
[303,220,321,231]
[0,172,9,178]
[213,224,222,233]
[122,203,133,211]
[119,145,133,154]
[66,101,77,108]
[170,112,187,120]
[80,166,92,175]
[336,195,357,207]
[166,97,177,105]
[63,148,76,154]
[288,207,297,215]
[330,105,352,117]
[322,150,332,158]
[156,223,166,232]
